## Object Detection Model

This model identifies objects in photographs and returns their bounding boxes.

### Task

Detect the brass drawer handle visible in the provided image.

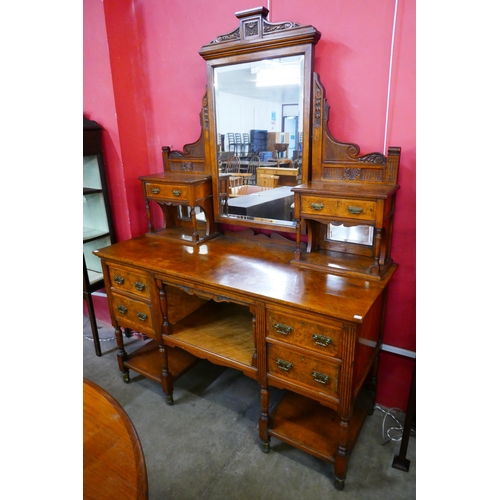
[134,281,146,291]
[312,334,333,347]
[117,305,128,314]
[311,202,324,211]
[114,275,125,285]
[276,358,293,372]
[348,205,363,214]
[136,312,148,322]
[312,371,330,385]
[151,187,160,194]
[273,322,293,336]
[172,189,182,197]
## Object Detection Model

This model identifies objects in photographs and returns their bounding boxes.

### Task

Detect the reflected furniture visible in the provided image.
[83,117,116,356]
[94,7,401,492]
[257,166,299,187]
[83,378,148,499]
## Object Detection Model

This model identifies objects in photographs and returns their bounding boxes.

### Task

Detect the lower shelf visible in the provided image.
[291,249,394,281]
[123,339,199,383]
[268,385,374,464]
[145,225,219,245]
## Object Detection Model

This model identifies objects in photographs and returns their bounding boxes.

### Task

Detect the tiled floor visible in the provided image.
[83,315,416,499]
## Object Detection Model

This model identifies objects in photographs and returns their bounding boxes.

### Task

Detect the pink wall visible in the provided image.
[83,0,416,410]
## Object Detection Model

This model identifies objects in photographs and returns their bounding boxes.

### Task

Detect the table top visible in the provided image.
[84,379,148,500]
[94,234,396,323]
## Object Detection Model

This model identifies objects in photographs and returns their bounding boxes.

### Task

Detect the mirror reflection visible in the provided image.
[214,55,304,226]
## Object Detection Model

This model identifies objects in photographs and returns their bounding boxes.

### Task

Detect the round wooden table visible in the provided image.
[83,379,148,499]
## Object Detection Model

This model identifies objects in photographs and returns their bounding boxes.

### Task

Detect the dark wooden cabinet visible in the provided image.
[83,117,116,356]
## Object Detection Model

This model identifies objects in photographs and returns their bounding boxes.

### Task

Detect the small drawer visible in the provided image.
[268,344,340,397]
[301,196,376,221]
[267,310,341,358]
[110,293,155,335]
[145,182,188,202]
[108,265,151,299]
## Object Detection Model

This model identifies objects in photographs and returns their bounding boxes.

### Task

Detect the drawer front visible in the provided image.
[267,311,341,358]
[110,293,155,335]
[108,265,151,299]
[145,182,188,202]
[268,344,340,397]
[301,196,376,221]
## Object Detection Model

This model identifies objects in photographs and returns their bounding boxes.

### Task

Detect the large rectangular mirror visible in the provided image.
[214,56,304,227]
[199,7,321,233]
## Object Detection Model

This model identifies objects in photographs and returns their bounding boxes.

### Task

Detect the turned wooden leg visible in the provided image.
[190,206,199,243]
[259,387,270,453]
[114,327,130,383]
[371,227,383,274]
[159,344,174,405]
[334,417,349,490]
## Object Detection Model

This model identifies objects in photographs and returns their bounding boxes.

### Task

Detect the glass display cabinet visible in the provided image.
[83,117,116,356]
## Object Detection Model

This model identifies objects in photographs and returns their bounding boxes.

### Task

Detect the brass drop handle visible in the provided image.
[117,305,128,314]
[114,275,125,285]
[348,205,363,214]
[172,189,181,196]
[312,371,330,385]
[134,281,146,291]
[312,334,333,347]
[311,202,324,211]
[151,187,160,194]
[137,312,148,322]
[273,322,293,336]
[276,358,293,372]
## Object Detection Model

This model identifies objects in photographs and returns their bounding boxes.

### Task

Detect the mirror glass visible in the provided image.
[214,55,305,227]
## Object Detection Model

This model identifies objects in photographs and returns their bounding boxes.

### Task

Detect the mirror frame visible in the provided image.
[199,7,321,233]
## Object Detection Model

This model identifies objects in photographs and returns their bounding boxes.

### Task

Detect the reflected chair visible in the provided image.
[246,155,260,185]
[242,133,252,155]
[227,133,236,153]
[260,174,280,188]
[234,133,243,155]
[228,175,243,197]
[226,155,241,173]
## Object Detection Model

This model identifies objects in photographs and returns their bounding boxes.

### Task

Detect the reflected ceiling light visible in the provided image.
[255,65,300,87]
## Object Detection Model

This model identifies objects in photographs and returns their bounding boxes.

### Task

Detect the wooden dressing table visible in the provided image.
[94,7,401,491]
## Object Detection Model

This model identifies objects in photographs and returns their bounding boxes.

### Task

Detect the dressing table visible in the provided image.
[94,7,401,491]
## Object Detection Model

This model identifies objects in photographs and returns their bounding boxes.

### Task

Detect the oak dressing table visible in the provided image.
[94,7,401,491]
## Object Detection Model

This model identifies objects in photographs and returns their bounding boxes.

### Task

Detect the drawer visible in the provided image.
[144,182,188,202]
[301,196,376,221]
[108,265,151,299]
[110,293,155,335]
[268,344,340,397]
[267,310,341,358]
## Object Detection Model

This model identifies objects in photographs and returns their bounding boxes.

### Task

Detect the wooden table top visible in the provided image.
[84,379,148,499]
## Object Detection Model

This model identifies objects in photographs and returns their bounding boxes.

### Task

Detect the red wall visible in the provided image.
[83,0,416,410]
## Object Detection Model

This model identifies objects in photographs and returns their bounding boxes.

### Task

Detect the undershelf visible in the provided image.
[163,301,258,379]
[268,384,374,463]
[145,225,220,245]
[124,339,199,383]
[291,249,395,281]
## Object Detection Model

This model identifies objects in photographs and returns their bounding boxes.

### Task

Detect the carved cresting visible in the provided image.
[312,73,400,185]
[200,7,320,58]
[208,7,301,45]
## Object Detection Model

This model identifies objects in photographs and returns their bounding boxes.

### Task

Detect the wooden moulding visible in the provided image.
[161,91,211,175]
[198,7,321,60]
[311,72,400,185]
